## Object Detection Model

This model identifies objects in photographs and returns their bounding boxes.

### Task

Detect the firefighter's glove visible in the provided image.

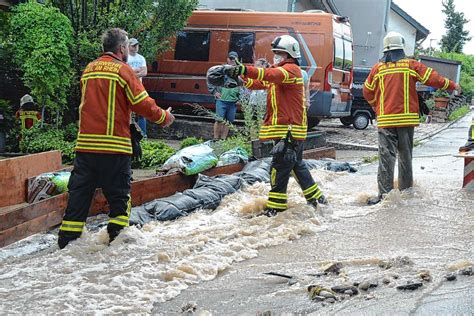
[130,122,143,161]
[224,60,246,79]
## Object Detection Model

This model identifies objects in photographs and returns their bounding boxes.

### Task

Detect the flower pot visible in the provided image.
[434,97,449,109]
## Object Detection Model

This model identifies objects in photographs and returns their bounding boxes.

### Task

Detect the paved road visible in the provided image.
[155,113,473,315]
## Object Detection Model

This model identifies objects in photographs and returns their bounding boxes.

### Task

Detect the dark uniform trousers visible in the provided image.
[377,126,414,195]
[267,139,323,211]
[58,152,132,248]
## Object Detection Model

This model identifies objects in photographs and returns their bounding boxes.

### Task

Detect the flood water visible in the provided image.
[0,117,473,314]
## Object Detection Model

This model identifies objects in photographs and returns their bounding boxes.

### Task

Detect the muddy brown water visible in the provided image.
[0,116,472,314]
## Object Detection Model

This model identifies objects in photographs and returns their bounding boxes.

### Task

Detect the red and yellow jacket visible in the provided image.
[76,53,169,155]
[243,60,306,140]
[16,110,41,129]
[363,58,456,128]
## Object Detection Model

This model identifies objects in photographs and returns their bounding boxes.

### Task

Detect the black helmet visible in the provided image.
[206,65,226,87]
[206,65,239,88]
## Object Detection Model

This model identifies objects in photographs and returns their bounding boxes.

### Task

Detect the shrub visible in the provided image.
[212,135,251,156]
[20,124,75,164]
[133,140,176,169]
[448,105,470,121]
[9,2,74,124]
[180,137,203,149]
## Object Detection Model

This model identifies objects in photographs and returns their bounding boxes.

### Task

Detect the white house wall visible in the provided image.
[332,0,390,68]
[388,10,417,56]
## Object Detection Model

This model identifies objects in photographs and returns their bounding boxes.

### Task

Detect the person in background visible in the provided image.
[16,94,41,131]
[127,38,148,138]
[225,35,328,217]
[207,51,241,140]
[363,31,461,205]
[459,117,473,152]
[58,28,174,249]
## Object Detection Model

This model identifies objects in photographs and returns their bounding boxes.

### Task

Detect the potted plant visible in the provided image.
[433,89,450,109]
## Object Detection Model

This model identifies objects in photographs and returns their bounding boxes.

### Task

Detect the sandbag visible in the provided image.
[235,159,270,184]
[305,159,357,173]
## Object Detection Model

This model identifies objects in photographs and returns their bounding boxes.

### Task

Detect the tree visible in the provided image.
[9,2,74,124]
[47,0,198,121]
[440,0,471,53]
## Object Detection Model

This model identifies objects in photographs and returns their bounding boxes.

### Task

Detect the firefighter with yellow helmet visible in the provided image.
[225,34,327,217]
[363,31,461,205]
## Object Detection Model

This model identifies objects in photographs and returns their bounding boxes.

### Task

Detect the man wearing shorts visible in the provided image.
[208,51,241,140]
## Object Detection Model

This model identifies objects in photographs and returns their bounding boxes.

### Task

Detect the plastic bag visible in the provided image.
[27,171,71,203]
[50,172,71,194]
[161,142,218,175]
[217,147,249,167]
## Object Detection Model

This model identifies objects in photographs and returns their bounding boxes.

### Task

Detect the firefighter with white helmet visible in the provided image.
[271,34,301,59]
[16,94,41,130]
[363,31,462,205]
[224,34,327,217]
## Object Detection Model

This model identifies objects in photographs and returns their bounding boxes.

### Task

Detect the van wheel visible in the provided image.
[307,117,320,130]
[353,113,370,130]
[340,117,353,126]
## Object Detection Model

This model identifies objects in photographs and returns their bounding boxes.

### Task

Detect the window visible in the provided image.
[229,32,255,63]
[334,37,344,69]
[174,31,210,61]
[343,40,353,71]
[334,36,353,71]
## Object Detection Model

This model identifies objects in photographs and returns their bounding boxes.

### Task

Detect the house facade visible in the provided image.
[198,0,429,68]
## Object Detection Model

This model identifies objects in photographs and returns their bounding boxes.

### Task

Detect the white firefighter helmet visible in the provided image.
[271,35,301,59]
[383,31,405,52]
[20,94,34,107]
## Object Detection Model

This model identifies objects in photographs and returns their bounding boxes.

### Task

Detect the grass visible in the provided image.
[362,155,379,163]
[448,105,470,121]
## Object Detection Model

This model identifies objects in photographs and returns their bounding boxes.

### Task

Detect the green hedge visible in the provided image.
[20,124,75,164]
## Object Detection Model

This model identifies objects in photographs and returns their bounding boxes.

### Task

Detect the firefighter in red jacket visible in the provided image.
[16,94,41,130]
[225,35,327,217]
[58,28,175,249]
[363,31,461,205]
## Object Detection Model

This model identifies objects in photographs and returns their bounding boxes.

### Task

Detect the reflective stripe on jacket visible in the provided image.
[16,110,41,129]
[243,60,307,140]
[76,53,169,154]
[363,58,456,128]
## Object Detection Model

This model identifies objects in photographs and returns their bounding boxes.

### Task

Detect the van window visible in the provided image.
[334,37,344,69]
[343,40,353,71]
[174,31,210,61]
[229,32,255,63]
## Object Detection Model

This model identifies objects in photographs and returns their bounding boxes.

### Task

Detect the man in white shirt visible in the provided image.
[127,38,148,137]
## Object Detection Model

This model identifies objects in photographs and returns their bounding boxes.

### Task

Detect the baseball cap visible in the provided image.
[20,94,34,107]
[228,51,238,59]
[129,38,139,46]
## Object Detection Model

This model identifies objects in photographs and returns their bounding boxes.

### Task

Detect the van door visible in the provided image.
[331,20,353,117]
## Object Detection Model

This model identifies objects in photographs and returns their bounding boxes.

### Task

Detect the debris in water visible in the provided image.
[181,302,197,313]
[307,285,336,300]
[331,285,359,295]
[396,281,423,291]
[444,274,457,281]
[263,272,293,279]
[378,256,413,269]
[418,270,432,282]
[322,262,343,274]
[459,267,473,276]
